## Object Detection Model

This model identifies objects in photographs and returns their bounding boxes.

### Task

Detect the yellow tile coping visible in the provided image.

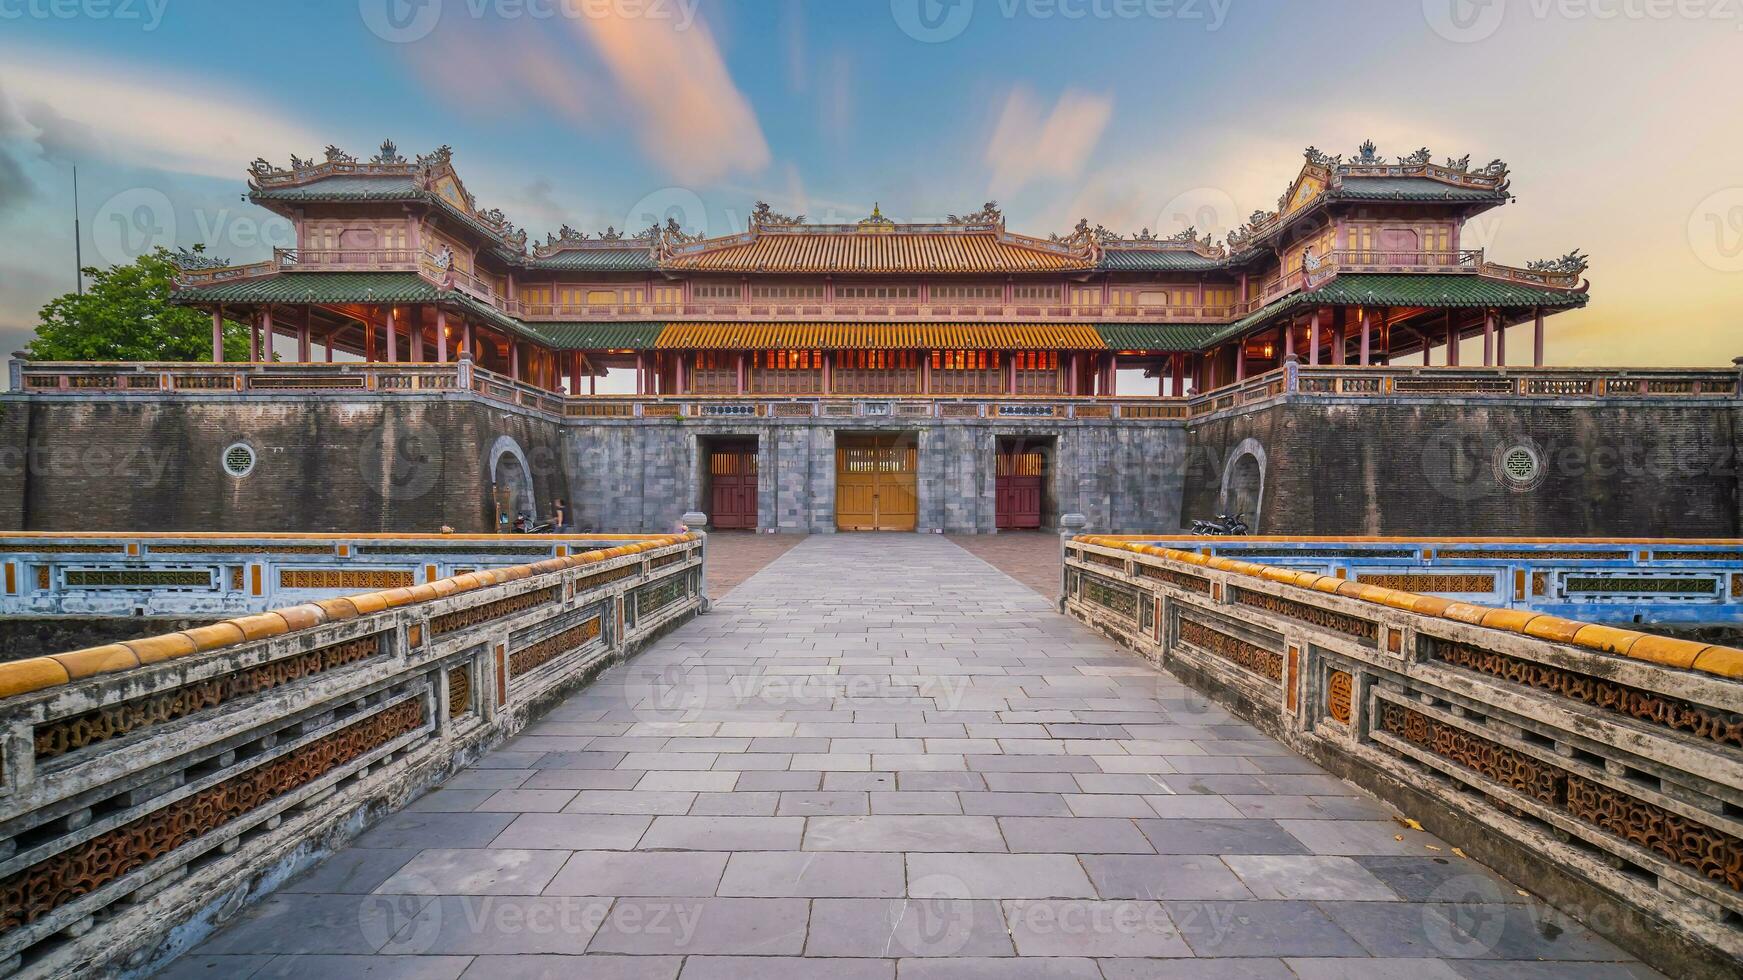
[1073,535,1743,682]
[0,533,697,701]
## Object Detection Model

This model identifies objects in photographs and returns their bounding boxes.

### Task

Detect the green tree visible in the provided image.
[26,246,251,361]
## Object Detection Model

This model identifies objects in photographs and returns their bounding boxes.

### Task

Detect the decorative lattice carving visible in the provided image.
[1378,702,1562,805]
[63,570,211,589]
[510,617,602,677]
[1082,573,1140,619]
[1564,576,1718,596]
[1179,617,1284,682]
[34,634,385,759]
[1327,670,1354,724]
[633,575,690,620]
[3,698,423,930]
[649,551,688,570]
[1136,563,1212,595]
[431,586,559,636]
[1356,573,1496,594]
[1566,774,1743,892]
[573,564,639,593]
[447,665,472,717]
[1231,588,1378,644]
[280,569,416,590]
[1430,639,1743,749]
[1083,552,1127,571]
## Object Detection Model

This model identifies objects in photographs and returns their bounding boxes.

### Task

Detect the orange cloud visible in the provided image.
[570,13,769,184]
[986,87,1113,197]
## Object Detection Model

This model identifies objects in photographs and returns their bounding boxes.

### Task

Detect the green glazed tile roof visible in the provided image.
[173,272,528,338]
[175,272,441,304]
[1094,323,1223,350]
[1214,273,1587,344]
[1097,248,1228,272]
[517,322,667,349]
[1333,177,1507,203]
[250,176,423,201]
[524,248,658,272]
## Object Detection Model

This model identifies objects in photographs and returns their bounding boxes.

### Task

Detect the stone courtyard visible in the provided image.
[161,535,1653,979]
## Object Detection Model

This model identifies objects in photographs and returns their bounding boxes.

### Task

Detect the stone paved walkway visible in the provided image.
[164,535,1654,980]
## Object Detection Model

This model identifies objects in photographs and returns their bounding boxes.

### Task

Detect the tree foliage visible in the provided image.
[26,246,251,361]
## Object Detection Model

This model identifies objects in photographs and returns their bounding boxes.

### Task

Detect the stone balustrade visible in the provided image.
[1094,536,1743,627]
[1063,533,1743,976]
[0,532,686,619]
[0,533,706,979]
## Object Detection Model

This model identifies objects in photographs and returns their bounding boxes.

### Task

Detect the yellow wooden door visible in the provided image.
[836,435,917,531]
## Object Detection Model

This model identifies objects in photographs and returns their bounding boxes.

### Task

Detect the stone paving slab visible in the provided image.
[165,534,1658,979]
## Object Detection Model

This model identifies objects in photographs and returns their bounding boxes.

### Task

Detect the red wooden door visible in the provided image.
[995,448,1044,529]
[709,443,758,529]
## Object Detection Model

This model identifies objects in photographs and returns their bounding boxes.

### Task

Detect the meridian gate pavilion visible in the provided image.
[116,137,1613,536]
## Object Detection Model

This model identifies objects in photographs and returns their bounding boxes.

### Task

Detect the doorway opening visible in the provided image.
[995,435,1055,530]
[835,432,919,531]
[703,436,760,530]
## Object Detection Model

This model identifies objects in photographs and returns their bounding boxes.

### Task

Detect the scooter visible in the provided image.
[1190,513,1250,536]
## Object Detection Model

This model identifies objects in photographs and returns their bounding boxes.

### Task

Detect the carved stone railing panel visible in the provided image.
[1063,534,1743,974]
[0,533,705,978]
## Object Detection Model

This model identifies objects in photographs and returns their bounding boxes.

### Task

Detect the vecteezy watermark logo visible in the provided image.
[361,0,443,43]
[360,428,444,501]
[1689,187,1743,272]
[892,0,976,42]
[624,661,714,722]
[1425,873,1509,957]
[0,0,169,30]
[1422,0,1505,42]
[896,0,1230,39]
[1156,187,1239,243]
[93,188,175,267]
[624,186,710,243]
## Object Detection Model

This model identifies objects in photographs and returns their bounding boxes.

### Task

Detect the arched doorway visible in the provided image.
[488,436,534,531]
[1220,438,1266,532]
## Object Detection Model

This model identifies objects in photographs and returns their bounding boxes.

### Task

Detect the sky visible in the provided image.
[1,0,1741,370]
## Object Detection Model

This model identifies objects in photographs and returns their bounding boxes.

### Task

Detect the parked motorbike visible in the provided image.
[1190,513,1250,536]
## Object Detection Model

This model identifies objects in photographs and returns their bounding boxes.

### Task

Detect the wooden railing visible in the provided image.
[0,533,706,978]
[13,361,1739,417]
[1064,534,1743,974]
[175,245,1583,325]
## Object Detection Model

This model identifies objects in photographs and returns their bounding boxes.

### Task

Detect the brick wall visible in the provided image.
[1184,399,1743,536]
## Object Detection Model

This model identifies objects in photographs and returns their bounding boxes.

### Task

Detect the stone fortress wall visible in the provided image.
[0,386,1736,537]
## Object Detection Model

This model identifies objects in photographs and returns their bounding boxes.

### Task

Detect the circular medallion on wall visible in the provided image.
[1493,442,1546,493]
[222,442,257,479]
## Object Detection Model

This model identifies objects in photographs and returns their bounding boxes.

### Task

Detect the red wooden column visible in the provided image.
[510,341,521,381]
[436,309,449,363]
[297,308,311,362]
[1533,307,1546,366]
[1332,309,1346,366]
[1308,310,1321,366]
[635,353,646,395]
[737,353,746,394]
[1496,312,1507,366]
[386,308,399,362]
[1359,309,1372,366]
[463,321,475,360]
[211,306,225,362]
[1482,310,1495,366]
[411,307,425,362]
[569,352,582,395]
[1172,353,1185,397]
[1235,342,1246,381]
[364,311,377,362]
[1444,311,1458,366]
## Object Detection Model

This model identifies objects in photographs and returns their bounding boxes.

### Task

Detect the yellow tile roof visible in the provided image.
[654,322,1108,350]
[661,230,1091,274]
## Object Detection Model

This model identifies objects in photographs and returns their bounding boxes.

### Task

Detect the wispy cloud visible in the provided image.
[985,87,1112,197]
[405,30,597,127]
[569,13,769,184]
[0,47,327,179]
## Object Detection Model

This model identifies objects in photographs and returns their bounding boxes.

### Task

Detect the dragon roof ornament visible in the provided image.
[749,201,805,228]
[1526,249,1589,275]
[946,202,1004,226]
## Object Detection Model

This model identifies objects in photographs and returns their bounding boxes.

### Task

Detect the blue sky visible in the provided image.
[2,0,1742,365]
